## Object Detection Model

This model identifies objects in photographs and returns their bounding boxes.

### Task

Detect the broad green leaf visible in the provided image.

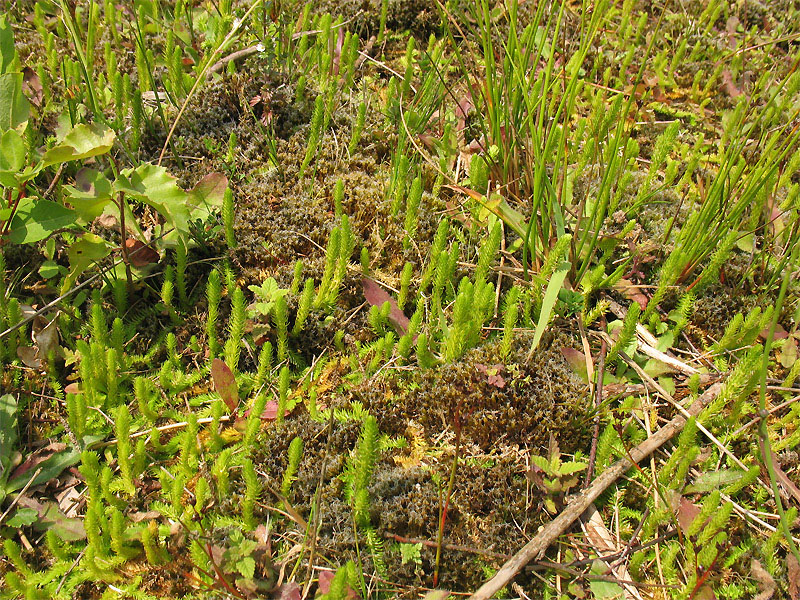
[0,72,30,132]
[0,16,16,74]
[63,167,113,222]
[115,164,191,234]
[187,172,228,220]
[64,233,112,289]
[5,448,80,493]
[0,394,18,472]
[529,261,570,354]
[0,129,25,171]
[5,198,77,244]
[42,122,115,166]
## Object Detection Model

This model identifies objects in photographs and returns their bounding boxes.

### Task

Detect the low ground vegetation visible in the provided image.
[1,0,800,598]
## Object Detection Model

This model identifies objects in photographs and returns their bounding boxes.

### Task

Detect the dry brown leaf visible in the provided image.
[361,277,410,335]
[788,552,800,599]
[124,238,160,267]
[752,557,776,600]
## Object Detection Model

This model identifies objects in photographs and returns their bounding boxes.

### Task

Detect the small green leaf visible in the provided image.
[589,559,626,599]
[530,261,570,354]
[6,507,37,527]
[236,556,256,579]
[0,394,18,472]
[0,72,30,131]
[38,260,62,279]
[0,129,25,171]
[42,123,115,166]
[5,198,77,244]
[685,469,745,493]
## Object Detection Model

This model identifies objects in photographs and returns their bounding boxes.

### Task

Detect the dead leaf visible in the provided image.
[242,400,290,421]
[613,279,648,310]
[94,213,119,229]
[722,69,743,98]
[16,314,60,371]
[211,359,239,413]
[726,16,740,50]
[475,363,506,388]
[124,238,160,267]
[752,557,776,600]
[129,510,161,522]
[22,67,43,106]
[361,277,410,335]
[272,582,301,600]
[788,552,800,599]
[187,172,228,213]
[673,495,701,534]
[560,347,589,381]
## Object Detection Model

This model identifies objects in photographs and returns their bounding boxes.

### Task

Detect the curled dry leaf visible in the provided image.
[17,313,61,370]
[124,238,160,267]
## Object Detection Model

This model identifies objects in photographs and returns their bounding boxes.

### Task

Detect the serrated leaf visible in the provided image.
[685,469,744,493]
[559,461,588,476]
[211,358,239,413]
[236,556,256,579]
[42,123,115,166]
[0,72,29,131]
[114,163,191,234]
[6,507,37,527]
[5,198,77,244]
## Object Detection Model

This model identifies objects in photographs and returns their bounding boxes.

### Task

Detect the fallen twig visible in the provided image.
[468,382,722,600]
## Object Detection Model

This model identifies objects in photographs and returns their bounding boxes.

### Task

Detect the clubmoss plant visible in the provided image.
[223,187,236,249]
[114,404,136,496]
[299,94,325,179]
[241,458,260,530]
[223,285,246,371]
[293,278,315,335]
[281,436,303,498]
[348,101,367,155]
[276,365,290,426]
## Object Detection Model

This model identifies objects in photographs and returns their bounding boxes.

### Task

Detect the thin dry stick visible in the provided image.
[468,382,722,600]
